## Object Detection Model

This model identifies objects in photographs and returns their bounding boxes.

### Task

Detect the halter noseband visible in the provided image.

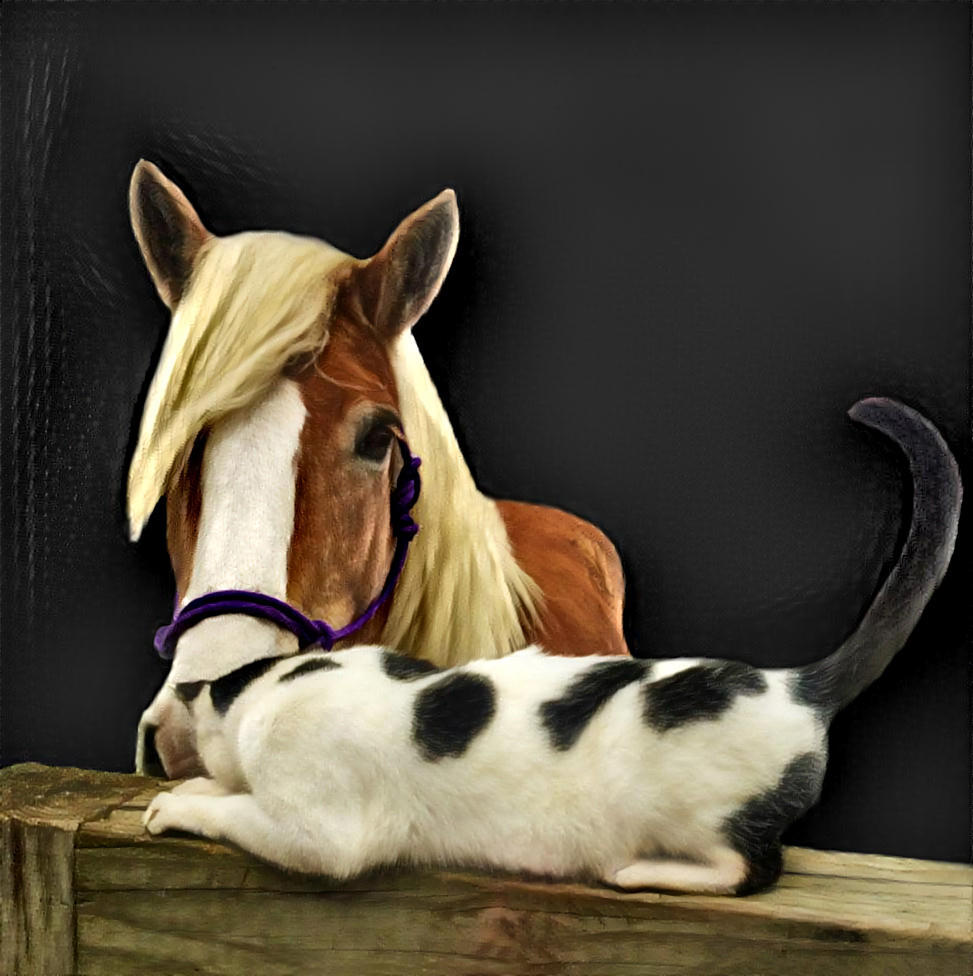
[153,437,421,661]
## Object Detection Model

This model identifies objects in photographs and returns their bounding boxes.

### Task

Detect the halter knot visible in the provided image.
[390,451,421,538]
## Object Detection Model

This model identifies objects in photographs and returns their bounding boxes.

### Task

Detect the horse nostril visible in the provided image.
[140,725,166,778]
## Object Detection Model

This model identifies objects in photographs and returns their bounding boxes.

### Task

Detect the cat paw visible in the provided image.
[143,791,193,836]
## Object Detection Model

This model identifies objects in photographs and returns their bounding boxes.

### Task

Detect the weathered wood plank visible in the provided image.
[76,839,973,940]
[75,888,971,976]
[0,763,158,975]
[73,834,973,943]
[1,818,76,976]
[782,846,973,886]
[0,763,155,828]
[74,843,972,939]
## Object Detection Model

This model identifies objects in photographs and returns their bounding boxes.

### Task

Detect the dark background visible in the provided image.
[1,3,969,862]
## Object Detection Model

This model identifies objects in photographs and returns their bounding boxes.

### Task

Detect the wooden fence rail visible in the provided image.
[2,763,970,975]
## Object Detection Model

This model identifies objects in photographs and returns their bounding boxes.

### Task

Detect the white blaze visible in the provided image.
[169,379,307,683]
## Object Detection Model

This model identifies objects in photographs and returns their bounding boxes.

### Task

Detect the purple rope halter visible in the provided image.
[153,437,421,660]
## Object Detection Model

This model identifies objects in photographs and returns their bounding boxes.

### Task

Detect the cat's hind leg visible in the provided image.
[143,790,364,878]
[604,845,752,895]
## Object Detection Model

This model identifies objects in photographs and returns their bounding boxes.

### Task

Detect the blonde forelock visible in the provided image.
[127,231,350,539]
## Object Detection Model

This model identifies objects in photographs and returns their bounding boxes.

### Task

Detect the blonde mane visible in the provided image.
[383,334,540,665]
[128,229,538,663]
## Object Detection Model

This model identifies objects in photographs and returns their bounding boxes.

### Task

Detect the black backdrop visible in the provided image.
[1,2,969,862]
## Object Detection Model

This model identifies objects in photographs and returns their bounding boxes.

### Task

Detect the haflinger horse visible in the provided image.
[129,161,628,778]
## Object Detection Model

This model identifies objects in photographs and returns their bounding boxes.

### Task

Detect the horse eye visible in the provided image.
[355,423,394,462]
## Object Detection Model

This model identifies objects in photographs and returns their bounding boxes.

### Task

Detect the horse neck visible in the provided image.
[381,334,539,666]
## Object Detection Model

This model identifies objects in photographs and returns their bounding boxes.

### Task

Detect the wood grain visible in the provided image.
[2,764,971,976]
[1,818,76,976]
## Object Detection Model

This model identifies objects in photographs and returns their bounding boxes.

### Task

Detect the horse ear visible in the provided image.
[129,160,210,310]
[354,189,459,338]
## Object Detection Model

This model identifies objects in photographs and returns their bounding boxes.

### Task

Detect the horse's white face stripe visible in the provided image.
[169,379,306,683]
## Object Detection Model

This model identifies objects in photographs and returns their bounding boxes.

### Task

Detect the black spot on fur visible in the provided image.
[278,657,341,683]
[643,661,767,733]
[174,681,204,704]
[413,671,495,761]
[541,659,649,750]
[723,752,825,895]
[209,658,279,716]
[382,650,441,681]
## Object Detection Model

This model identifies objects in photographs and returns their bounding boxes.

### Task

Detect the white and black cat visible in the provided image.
[144,398,961,896]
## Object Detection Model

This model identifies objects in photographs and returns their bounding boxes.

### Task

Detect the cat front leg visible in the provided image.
[143,789,247,839]
[142,791,366,877]
[168,776,232,797]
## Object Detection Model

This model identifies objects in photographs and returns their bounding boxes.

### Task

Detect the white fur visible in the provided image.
[168,379,307,684]
[144,648,824,894]
[186,378,305,601]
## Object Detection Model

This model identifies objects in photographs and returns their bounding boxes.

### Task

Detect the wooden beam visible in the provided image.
[2,764,971,975]
[0,764,154,976]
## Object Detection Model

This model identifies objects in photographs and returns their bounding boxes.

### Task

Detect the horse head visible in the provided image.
[128,161,465,777]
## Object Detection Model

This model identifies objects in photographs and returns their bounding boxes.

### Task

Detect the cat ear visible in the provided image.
[129,160,211,309]
[351,190,459,339]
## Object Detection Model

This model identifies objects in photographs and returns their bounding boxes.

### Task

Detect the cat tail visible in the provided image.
[795,397,962,718]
